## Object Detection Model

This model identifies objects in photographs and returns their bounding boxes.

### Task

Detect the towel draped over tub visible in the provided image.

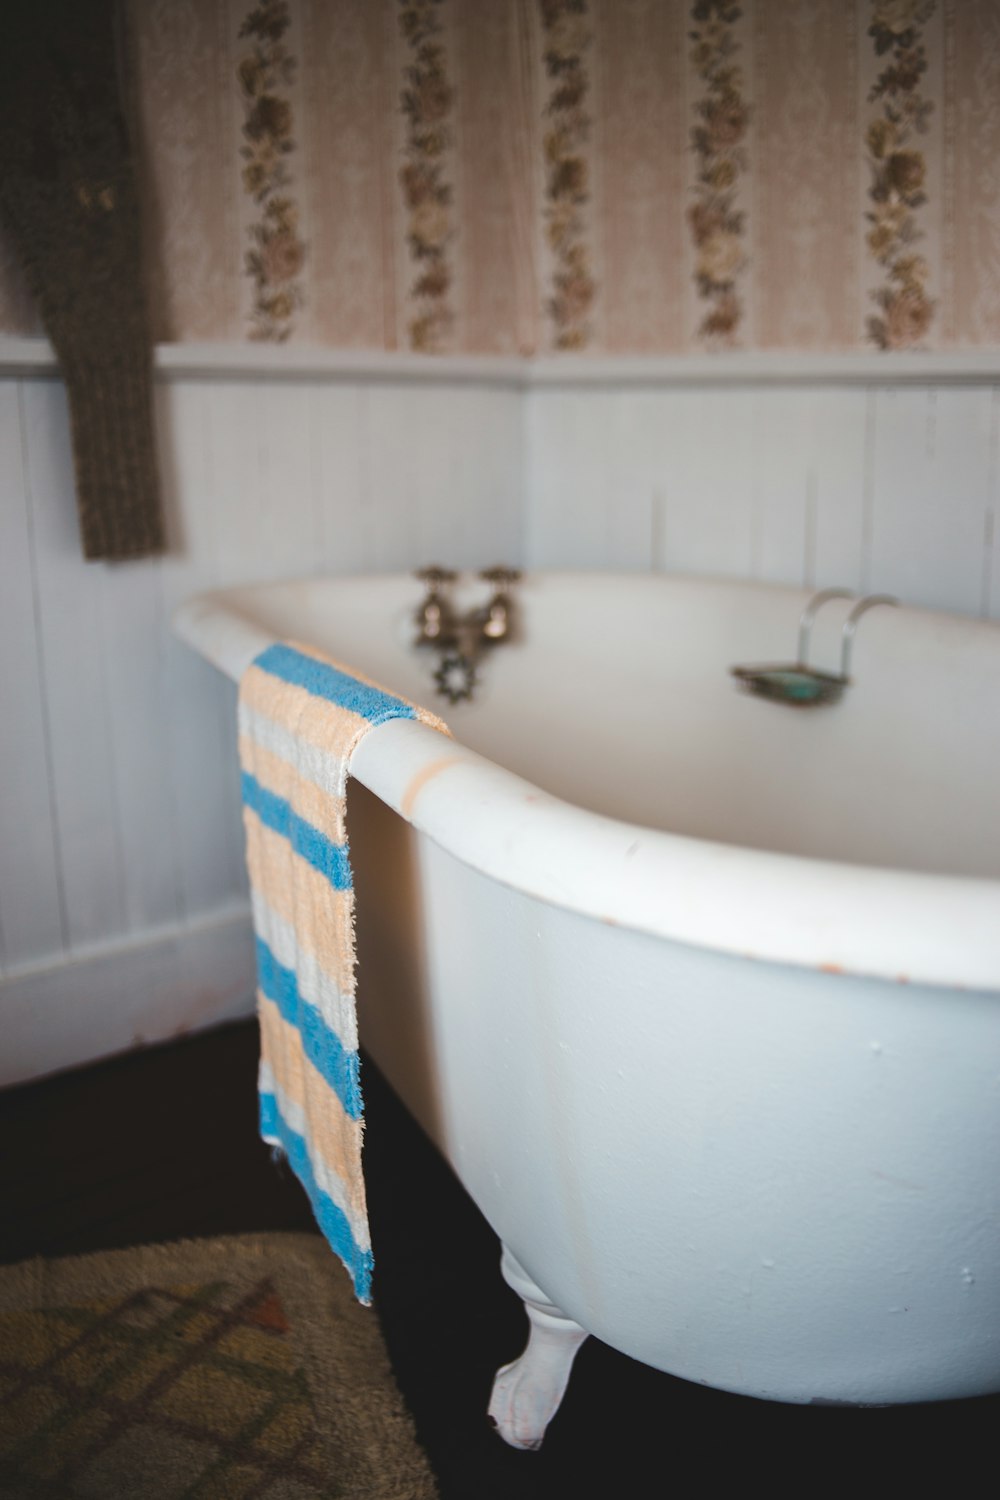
[238,641,449,1301]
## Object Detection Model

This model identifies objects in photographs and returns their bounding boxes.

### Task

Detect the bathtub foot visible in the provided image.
[487,1245,589,1451]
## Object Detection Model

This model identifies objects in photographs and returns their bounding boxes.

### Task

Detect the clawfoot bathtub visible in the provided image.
[174,572,1000,1447]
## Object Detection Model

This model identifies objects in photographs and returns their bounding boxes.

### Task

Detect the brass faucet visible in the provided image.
[413,565,522,703]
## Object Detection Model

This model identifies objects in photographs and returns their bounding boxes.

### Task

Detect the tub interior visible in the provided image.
[220,573,1000,881]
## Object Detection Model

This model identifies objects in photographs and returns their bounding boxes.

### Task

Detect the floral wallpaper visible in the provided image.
[397,0,456,351]
[687,0,751,345]
[864,0,936,349]
[538,0,596,350]
[237,0,306,340]
[1,0,999,353]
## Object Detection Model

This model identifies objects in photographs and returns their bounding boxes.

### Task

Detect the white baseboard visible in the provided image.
[0,906,256,1088]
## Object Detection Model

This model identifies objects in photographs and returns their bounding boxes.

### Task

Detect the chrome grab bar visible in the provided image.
[839,593,899,680]
[796,587,856,668]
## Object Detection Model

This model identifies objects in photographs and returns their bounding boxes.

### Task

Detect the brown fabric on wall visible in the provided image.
[0,0,163,562]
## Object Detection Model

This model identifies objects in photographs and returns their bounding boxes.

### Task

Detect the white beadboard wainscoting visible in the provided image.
[526,377,1000,619]
[1,341,998,1084]
[0,355,524,1083]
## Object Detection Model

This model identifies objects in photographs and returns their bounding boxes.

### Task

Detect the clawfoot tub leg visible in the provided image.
[487,1245,589,1450]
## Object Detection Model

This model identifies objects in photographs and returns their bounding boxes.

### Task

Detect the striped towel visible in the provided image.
[238,641,449,1302]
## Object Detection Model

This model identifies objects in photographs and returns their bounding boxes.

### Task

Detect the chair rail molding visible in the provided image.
[2,336,1000,387]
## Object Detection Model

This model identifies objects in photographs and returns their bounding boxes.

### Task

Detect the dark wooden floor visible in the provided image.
[1,1019,993,1497]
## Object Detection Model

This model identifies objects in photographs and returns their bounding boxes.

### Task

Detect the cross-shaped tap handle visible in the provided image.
[414,565,458,593]
[478,566,521,590]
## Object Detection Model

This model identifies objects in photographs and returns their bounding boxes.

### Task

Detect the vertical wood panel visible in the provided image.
[750,389,812,585]
[808,388,869,594]
[869,387,995,611]
[557,388,618,566]
[417,387,524,569]
[21,381,129,952]
[312,383,524,577]
[524,390,617,566]
[416,386,470,567]
[749,387,870,592]
[310,384,370,572]
[97,555,181,934]
[360,385,423,569]
[362,384,523,571]
[600,391,660,569]
[209,383,318,587]
[0,382,65,971]
[524,388,570,566]
[259,382,327,578]
[157,381,245,918]
[654,390,756,579]
[461,388,525,568]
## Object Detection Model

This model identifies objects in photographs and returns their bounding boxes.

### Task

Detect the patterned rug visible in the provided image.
[0,1231,439,1499]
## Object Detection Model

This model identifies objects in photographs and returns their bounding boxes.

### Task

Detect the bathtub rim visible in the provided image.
[172,587,1000,996]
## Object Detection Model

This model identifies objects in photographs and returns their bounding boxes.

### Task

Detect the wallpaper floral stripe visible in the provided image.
[236,0,307,341]
[396,0,457,352]
[863,0,937,349]
[687,1,751,346]
[538,0,596,350]
[1,0,999,353]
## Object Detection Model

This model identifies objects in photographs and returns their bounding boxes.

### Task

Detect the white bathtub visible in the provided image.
[174,571,1000,1446]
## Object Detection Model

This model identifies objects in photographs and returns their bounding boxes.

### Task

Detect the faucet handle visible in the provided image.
[413,566,458,647]
[415,564,457,593]
[477,566,521,646]
[478,565,521,591]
